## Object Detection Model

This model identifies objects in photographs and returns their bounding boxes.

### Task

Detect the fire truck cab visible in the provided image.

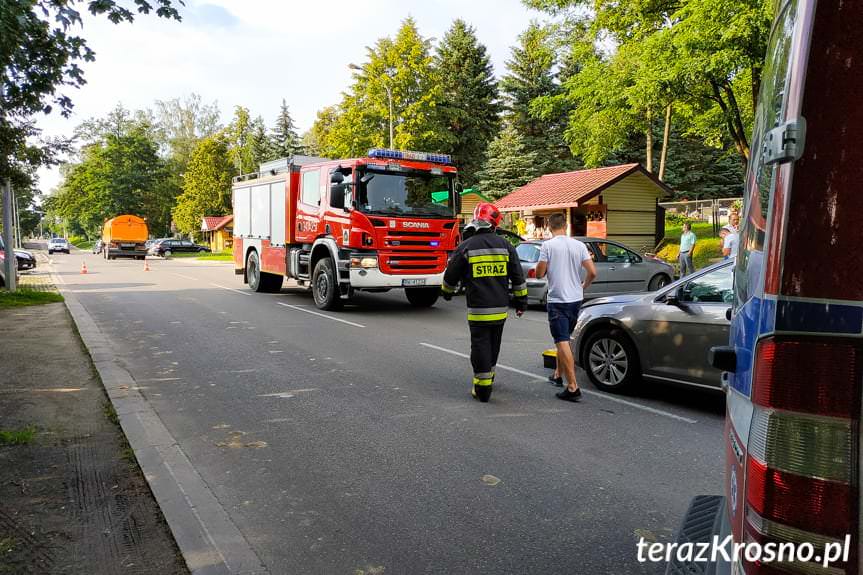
[668,1,863,574]
[232,149,461,310]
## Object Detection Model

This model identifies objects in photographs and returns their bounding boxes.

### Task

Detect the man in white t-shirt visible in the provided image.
[536,213,597,402]
[722,214,740,259]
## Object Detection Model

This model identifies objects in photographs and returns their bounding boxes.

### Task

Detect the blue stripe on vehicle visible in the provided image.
[774,299,863,334]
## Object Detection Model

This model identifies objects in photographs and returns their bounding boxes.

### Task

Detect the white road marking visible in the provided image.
[171,272,198,281]
[276,302,365,328]
[419,342,697,424]
[211,283,252,296]
[258,389,319,399]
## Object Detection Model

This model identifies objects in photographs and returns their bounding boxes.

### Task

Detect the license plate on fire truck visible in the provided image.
[402,279,426,287]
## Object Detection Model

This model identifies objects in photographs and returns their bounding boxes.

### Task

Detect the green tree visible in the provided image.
[271,99,300,158]
[0,0,181,184]
[500,23,576,174]
[435,19,500,186]
[154,93,221,175]
[46,121,171,237]
[475,124,540,200]
[225,106,257,175]
[526,0,773,167]
[172,134,233,236]
[251,115,274,166]
[315,18,445,158]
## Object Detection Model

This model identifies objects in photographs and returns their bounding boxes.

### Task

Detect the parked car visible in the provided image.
[92,240,103,254]
[571,259,734,393]
[47,237,70,255]
[517,237,674,305]
[148,239,211,258]
[14,249,36,271]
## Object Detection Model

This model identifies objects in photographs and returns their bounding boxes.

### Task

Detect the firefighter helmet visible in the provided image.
[466,202,503,232]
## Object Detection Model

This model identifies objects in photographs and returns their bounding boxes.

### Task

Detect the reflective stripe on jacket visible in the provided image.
[442,230,527,323]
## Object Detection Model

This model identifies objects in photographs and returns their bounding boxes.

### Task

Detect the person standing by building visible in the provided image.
[678,222,697,277]
[441,203,528,403]
[536,213,597,402]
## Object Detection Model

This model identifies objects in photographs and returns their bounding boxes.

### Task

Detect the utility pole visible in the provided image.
[14,194,22,248]
[3,179,17,291]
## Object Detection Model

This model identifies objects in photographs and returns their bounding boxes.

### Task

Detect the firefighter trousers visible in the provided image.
[469,322,505,387]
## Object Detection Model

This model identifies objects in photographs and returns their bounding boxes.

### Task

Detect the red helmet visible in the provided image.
[471,202,503,228]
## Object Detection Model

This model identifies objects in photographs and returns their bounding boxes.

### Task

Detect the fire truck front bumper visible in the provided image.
[349,268,444,289]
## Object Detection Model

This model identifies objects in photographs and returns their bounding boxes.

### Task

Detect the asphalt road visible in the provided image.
[42,245,725,575]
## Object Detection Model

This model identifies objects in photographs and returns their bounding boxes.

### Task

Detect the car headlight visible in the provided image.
[350,256,378,269]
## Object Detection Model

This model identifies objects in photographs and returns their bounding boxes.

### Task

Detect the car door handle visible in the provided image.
[608,266,616,271]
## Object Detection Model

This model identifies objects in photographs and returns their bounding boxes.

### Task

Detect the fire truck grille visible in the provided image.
[380,253,447,274]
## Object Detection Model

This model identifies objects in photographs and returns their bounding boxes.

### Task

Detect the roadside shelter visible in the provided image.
[495,164,672,251]
[201,215,234,253]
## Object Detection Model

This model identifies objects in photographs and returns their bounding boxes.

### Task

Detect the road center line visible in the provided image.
[419,342,697,424]
[276,302,366,328]
[210,283,252,296]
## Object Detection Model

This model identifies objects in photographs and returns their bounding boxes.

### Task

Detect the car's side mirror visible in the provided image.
[665,287,684,306]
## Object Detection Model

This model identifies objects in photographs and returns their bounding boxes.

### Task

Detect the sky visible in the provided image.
[35,0,544,196]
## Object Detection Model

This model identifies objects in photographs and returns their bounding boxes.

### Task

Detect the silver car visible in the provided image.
[517,238,675,304]
[572,259,734,392]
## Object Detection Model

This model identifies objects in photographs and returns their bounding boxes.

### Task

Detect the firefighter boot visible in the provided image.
[472,383,493,402]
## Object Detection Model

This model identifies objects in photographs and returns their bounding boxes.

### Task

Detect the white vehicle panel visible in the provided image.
[251,184,270,238]
[233,187,251,237]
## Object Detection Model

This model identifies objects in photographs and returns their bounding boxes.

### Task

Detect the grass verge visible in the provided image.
[195,252,232,261]
[0,288,64,308]
[0,426,37,445]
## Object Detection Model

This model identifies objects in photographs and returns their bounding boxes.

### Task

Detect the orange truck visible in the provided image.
[101,215,149,260]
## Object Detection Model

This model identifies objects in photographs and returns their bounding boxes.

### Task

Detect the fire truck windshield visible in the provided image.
[356,168,455,219]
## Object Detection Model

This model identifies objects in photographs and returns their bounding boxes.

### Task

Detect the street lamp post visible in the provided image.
[349,63,394,148]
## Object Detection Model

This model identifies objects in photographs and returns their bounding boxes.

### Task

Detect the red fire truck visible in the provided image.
[669,1,863,574]
[232,149,461,310]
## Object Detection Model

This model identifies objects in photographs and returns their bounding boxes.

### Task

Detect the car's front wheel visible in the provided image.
[583,327,640,393]
[648,273,671,291]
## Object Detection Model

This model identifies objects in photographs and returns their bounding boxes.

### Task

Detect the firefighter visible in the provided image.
[441,203,528,402]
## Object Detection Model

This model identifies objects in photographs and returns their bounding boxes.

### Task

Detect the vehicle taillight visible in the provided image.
[743,336,859,574]
[527,267,536,279]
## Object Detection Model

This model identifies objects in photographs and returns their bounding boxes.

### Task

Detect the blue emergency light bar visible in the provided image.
[367,148,452,165]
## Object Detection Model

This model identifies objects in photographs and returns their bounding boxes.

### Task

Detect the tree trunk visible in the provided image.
[645,109,653,173]
[658,103,672,181]
[710,79,750,170]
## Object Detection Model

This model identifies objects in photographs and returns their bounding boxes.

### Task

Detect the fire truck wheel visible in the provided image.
[312,257,342,310]
[582,327,640,393]
[405,287,439,307]
[246,250,281,293]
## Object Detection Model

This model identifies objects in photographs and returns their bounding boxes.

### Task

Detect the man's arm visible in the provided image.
[536,261,547,279]
[441,247,466,299]
[582,255,597,290]
[507,243,528,314]
[536,242,549,278]
[722,235,732,257]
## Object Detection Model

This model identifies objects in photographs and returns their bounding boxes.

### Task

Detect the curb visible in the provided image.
[50,267,269,575]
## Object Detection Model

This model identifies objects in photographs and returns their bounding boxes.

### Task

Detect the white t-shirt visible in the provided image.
[723,232,739,256]
[538,235,592,303]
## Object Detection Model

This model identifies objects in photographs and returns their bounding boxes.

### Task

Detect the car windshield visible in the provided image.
[356,168,455,219]
[516,243,541,263]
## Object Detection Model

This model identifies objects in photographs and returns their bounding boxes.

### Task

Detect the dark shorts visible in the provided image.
[547,301,583,343]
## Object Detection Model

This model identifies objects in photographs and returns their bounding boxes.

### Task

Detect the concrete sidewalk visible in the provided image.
[0,269,188,574]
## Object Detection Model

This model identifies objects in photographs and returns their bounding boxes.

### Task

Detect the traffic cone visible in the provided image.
[80,261,88,274]
[143,259,150,272]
